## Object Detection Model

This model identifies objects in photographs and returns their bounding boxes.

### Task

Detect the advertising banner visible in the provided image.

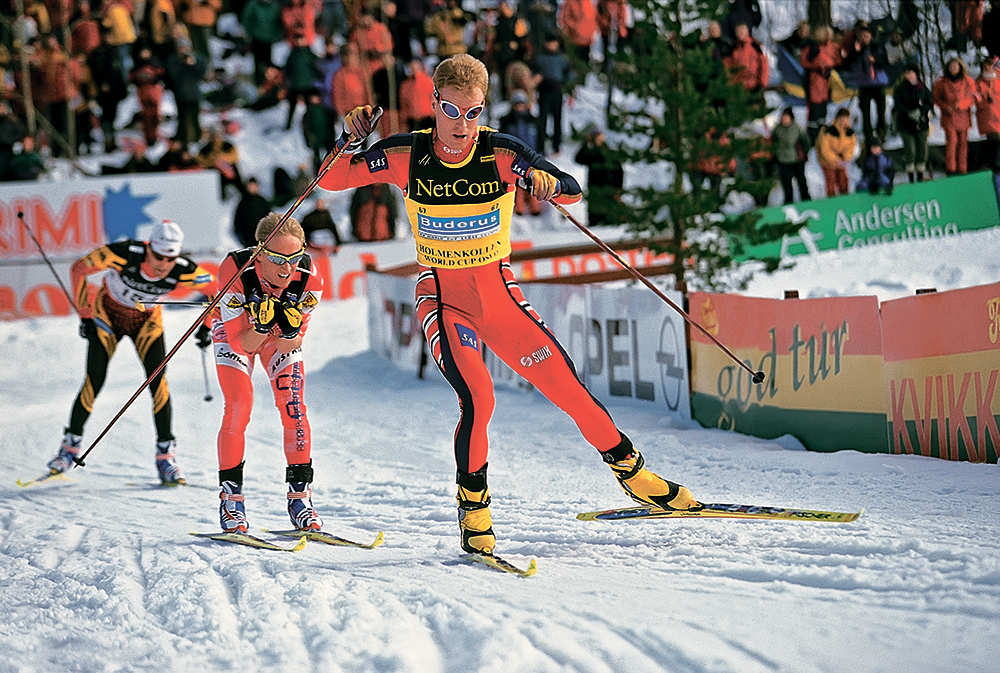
[366,274,692,418]
[577,286,690,416]
[689,292,887,452]
[881,283,1000,463]
[733,171,1000,261]
[0,173,227,315]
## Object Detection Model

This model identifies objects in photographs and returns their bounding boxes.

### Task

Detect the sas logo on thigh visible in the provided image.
[454,323,479,350]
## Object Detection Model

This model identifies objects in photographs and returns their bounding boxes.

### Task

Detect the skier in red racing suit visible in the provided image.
[210,212,325,534]
[320,54,700,555]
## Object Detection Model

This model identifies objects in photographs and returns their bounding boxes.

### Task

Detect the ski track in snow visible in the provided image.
[1,302,998,673]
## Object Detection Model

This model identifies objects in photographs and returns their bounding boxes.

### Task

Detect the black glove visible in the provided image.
[195,324,212,350]
[246,292,277,334]
[79,318,96,340]
[275,295,303,339]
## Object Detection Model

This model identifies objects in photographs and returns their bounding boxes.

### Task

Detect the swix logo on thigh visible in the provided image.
[454,323,479,351]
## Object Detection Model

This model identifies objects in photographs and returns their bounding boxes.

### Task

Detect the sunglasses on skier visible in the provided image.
[434,90,485,121]
[260,246,306,266]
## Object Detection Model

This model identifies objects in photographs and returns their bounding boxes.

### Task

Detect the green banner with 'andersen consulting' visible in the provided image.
[733,171,1000,261]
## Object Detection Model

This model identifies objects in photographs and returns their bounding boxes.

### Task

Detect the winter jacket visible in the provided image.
[933,69,977,132]
[350,20,394,75]
[559,0,598,48]
[281,0,318,47]
[130,60,165,106]
[841,39,889,89]
[148,0,177,48]
[859,151,895,187]
[182,0,223,28]
[350,183,397,241]
[331,65,371,115]
[499,110,540,152]
[771,121,810,165]
[800,39,840,104]
[893,78,933,135]
[284,45,319,92]
[69,15,101,57]
[816,123,856,168]
[974,74,1000,136]
[87,43,128,102]
[241,0,284,44]
[724,35,769,92]
[399,69,435,126]
[425,6,474,58]
[532,49,573,94]
[101,1,136,47]
[596,0,629,41]
[32,45,75,105]
[164,51,208,103]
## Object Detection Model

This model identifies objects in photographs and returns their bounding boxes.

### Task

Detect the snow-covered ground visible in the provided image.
[5,4,1000,669]
[2,283,999,672]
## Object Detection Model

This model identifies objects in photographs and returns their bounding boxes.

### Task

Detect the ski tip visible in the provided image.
[291,536,308,552]
[523,558,538,577]
[370,531,385,548]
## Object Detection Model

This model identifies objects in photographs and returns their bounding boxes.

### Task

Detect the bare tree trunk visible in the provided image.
[808,0,832,28]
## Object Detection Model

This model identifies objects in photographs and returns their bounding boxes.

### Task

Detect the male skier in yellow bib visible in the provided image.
[320,54,700,555]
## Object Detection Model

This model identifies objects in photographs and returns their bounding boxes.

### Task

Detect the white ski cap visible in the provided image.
[150,219,183,257]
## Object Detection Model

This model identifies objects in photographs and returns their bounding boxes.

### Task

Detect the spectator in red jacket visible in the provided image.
[933,56,978,175]
[559,0,598,68]
[350,10,393,77]
[724,23,768,93]
[800,25,841,143]
[281,0,318,48]
[975,56,1000,171]
[129,46,166,147]
[331,43,372,122]
[948,0,983,52]
[69,0,102,57]
[31,33,76,158]
[399,58,435,131]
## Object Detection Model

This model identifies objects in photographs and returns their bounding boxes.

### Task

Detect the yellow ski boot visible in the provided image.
[603,437,699,511]
[457,465,496,554]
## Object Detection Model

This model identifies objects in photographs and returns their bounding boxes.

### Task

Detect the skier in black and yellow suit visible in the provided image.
[320,54,700,556]
[46,220,215,484]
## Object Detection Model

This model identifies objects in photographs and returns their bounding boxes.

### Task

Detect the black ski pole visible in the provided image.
[17,209,77,313]
[551,202,765,385]
[72,110,382,467]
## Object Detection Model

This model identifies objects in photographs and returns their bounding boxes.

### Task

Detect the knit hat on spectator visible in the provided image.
[150,220,184,258]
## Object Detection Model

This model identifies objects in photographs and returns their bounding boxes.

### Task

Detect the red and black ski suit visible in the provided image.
[320,128,627,479]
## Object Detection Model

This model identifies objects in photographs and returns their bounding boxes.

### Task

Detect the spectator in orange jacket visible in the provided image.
[559,0,598,67]
[281,0,318,48]
[350,10,394,77]
[724,23,768,93]
[933,57,978,175]
[331,43,372,121]
[69,0,102,57]
[182,0,223,63]
[399,58,435,131]
[816,107,856,197]
[799,25,840,143]
[975,56,1000,171]
[31,33,76,158]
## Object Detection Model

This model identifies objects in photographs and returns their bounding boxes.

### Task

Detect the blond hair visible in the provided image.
[255,212,305,246]
[432,54,489,98]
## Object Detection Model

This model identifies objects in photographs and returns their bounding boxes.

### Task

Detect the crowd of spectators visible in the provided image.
[1,0,999,231]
